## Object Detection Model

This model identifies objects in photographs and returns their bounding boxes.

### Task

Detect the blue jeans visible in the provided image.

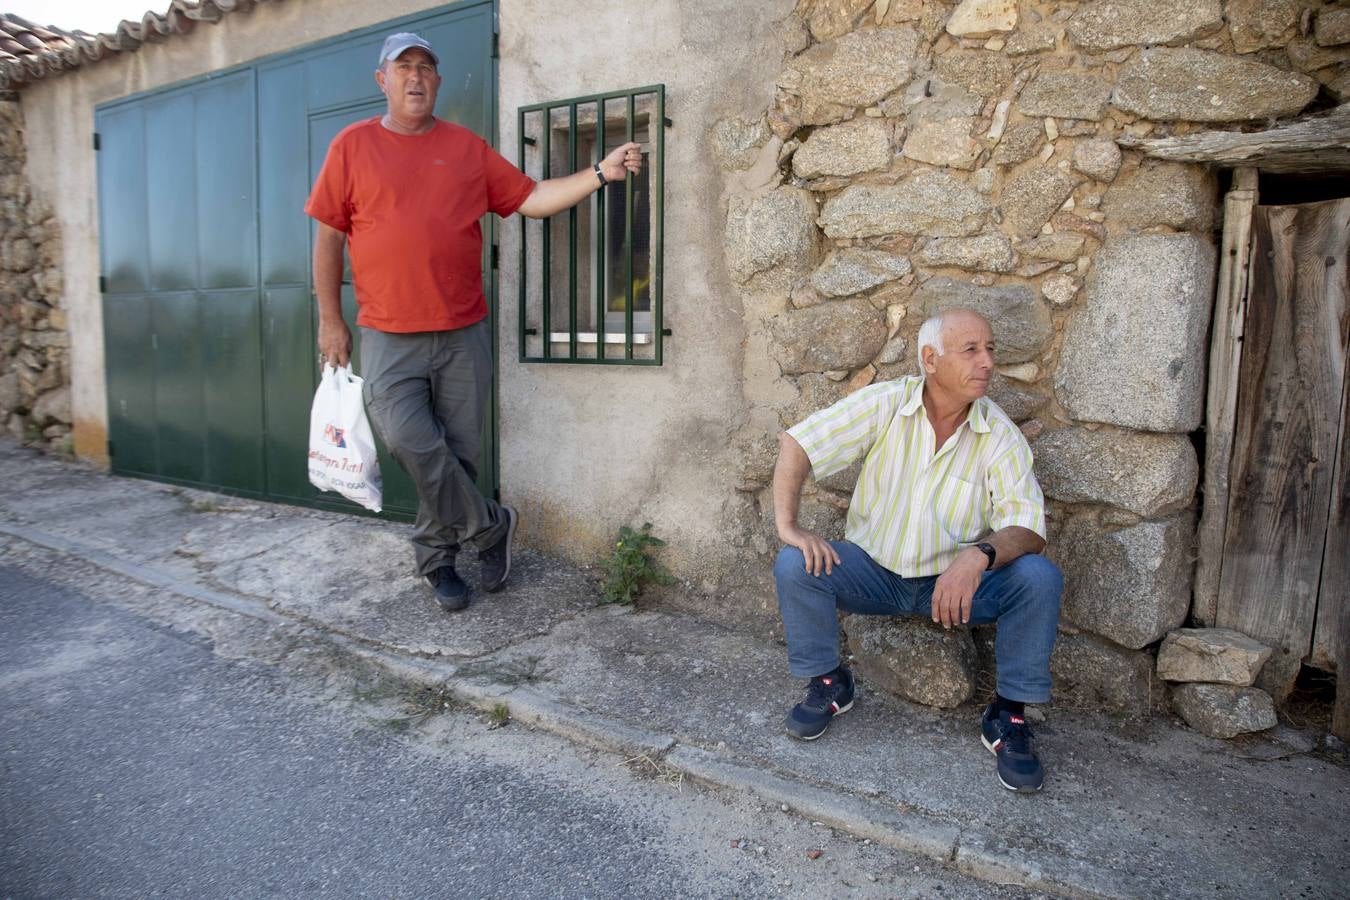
[774,541,1062,703]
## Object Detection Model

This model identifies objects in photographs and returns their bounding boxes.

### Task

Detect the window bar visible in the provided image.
[653,88,665,367]
[567,102,579,359]
[595,99,607,361]
[540,108,552,360]
[517,105,528,363]
[624,92,636,360]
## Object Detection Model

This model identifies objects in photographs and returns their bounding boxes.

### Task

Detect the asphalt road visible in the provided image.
[0,552,1032,899]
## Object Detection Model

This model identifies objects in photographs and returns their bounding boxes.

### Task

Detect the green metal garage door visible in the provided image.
[95,2,499,516]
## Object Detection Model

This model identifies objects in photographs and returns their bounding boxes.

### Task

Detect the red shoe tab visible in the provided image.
[821,678,833,685]
[1009,715,1025,725]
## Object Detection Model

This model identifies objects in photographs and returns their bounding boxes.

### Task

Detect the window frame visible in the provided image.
[516,84,666,365]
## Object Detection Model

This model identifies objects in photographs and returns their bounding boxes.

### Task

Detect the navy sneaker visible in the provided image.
[479,505,518,593]
[427,567,470,612]
[785,668,855,741]
[980,704,1044,793]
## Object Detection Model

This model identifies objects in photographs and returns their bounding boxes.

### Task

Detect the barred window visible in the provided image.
[517,85,666,365]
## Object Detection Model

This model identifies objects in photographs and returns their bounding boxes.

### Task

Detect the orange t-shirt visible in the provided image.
[305,117,536,332]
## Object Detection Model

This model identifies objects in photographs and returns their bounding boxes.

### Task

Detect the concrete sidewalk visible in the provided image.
[1,440,1345,898]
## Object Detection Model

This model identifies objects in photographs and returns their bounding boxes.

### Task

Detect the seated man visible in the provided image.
[771,307,1062,793]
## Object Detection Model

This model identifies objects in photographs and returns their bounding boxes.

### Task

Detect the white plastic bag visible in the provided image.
[307,364,383,512]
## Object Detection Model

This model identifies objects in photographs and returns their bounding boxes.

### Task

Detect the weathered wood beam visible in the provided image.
[1118,105,1350,174]
[1194,167,1257,627]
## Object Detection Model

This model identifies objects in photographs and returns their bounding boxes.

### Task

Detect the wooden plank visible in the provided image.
[1310,200,1350,741]
[1193,168,1258,626]
[1216,200,1348,700]
[1326,338,1350,741]
[1117,103,1350,174]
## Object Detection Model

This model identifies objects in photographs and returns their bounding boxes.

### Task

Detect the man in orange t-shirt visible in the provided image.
[306,32,642,612]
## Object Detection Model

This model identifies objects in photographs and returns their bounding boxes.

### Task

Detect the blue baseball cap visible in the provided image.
[378,32,439,66]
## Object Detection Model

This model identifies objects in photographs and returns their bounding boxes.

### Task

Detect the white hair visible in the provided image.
[915,311,949,377]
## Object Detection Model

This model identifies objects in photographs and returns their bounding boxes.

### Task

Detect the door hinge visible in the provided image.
[93,132,100,151]
[491,244,499,270]
[491,32,499,59]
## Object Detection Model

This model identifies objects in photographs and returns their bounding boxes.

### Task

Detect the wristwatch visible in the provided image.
[973,541,997,570]
[593,162,608,187]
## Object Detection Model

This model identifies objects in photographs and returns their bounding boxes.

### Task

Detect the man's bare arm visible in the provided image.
[773,432,843,576]
[516,142,642,219]
[313,223,351,367]
[930,525,1046,629]
[979,525,1046,567]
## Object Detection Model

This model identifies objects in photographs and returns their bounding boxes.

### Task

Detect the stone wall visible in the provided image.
[717,0,1344,713]
[0,95,69,452]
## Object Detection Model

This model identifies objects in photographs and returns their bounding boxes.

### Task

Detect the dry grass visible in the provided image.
[620,753,685,790]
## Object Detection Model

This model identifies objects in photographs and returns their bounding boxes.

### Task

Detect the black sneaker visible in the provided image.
[426,567,470,612]
[479,505,518,593]
[784,668,855,741]
[980,704,1044,793]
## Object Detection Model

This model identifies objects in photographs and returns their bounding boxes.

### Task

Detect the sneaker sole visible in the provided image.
[482,506,517,593]
[997,773,1043,794]
[436,594,471,612]
[786,699,854,741]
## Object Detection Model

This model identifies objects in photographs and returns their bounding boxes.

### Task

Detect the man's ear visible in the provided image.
[920,345,935,374]
[374,67,387,92]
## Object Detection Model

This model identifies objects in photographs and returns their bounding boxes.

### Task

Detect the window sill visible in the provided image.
[548,331,653,345]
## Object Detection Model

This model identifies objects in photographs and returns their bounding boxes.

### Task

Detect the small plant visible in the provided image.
[600,522,675,605]
[488,702,511,729]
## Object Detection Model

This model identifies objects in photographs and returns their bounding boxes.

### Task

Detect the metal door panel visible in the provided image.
[103,294,157,474]
[258,62,309,287]
[202,289,264,493]
[423,7,493,134]
[97,105,149,295]
[151,292,205,482]
[144,94,198,293]
[196,73,257,291]
[261,285,315,502]
[98,3,497,513]
[305,38,385,112]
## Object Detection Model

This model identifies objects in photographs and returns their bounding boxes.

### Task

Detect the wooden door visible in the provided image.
[1215,198,1350,706]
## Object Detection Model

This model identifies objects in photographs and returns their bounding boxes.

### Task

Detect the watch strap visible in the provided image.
[975,541,996,570]
[593,162,608,186]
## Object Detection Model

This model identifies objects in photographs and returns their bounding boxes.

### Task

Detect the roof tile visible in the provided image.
[0,1,275,91]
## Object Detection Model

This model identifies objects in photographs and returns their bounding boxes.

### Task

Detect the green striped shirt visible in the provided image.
[787,376,1046,577]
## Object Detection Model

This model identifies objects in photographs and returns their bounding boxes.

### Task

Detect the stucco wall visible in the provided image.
[18,0,436,464]
[497,1,796,602]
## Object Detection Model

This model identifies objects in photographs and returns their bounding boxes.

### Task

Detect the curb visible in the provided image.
[2,519,1119,899]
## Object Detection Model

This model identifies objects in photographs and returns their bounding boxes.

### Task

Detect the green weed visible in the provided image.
[599,522,675,605]
[488,702,510,729]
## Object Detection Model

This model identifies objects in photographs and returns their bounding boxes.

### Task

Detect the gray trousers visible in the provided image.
[359,322,509,576]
